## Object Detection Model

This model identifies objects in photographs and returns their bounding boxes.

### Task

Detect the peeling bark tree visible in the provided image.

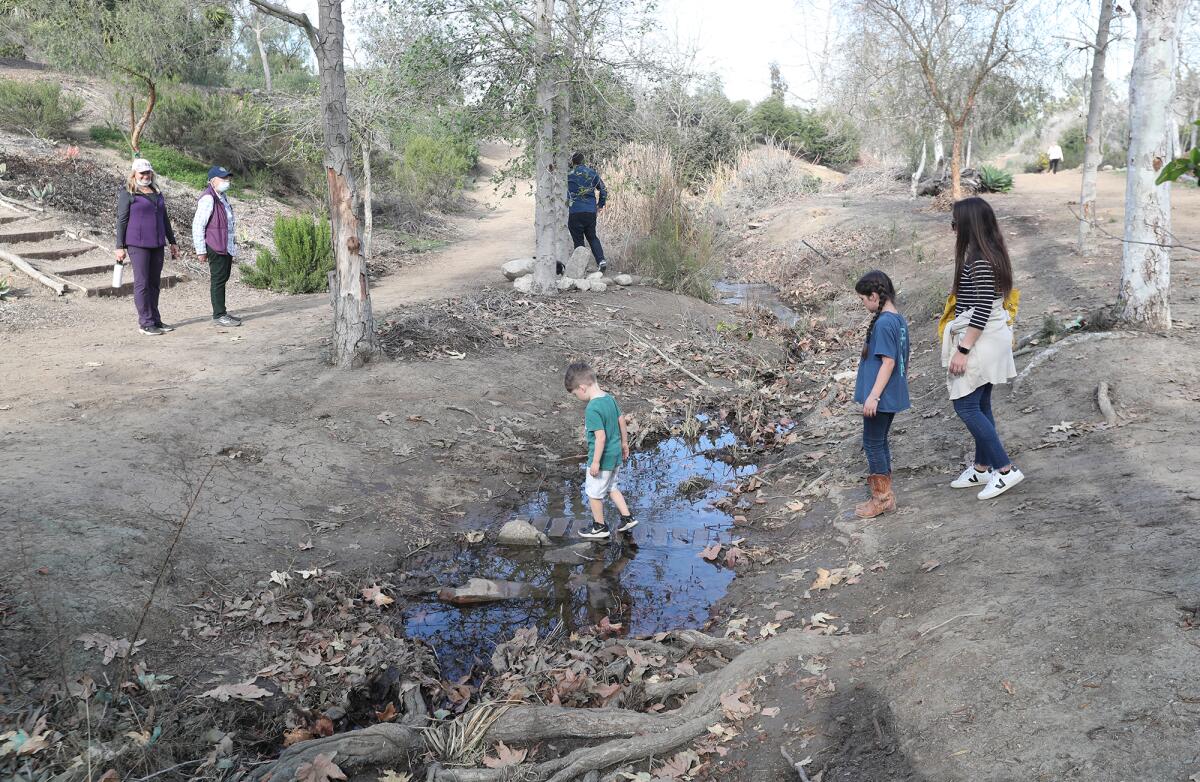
[862,0,1018,200]
[1119,0,1184,331]
[249,0,379,367]
[1078,0,1116,251]
[530,0,562,295]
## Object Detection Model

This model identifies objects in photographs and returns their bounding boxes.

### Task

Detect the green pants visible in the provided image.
[207,247,232,319]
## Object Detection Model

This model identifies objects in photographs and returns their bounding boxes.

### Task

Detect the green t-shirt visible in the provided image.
[584,394,623,471]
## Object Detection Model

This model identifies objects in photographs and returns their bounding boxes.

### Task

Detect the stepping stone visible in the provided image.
[649,526,670,547]
[546,517,572,538]
[671,527,694,545]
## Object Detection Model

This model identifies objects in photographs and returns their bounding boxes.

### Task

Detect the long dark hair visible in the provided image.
[855,270,897,359]
[952,196,1012,296]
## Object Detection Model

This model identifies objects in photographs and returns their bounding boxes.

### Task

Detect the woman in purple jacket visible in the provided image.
[115,158,180,336]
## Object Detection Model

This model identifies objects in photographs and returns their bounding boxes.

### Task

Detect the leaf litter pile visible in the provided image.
[6,282,898,782]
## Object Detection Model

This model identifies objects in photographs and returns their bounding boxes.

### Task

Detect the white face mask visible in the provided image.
[215,179,231,193]
[136,175,153,187]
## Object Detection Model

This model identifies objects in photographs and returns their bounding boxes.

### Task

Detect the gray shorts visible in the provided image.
[584,466,620,499]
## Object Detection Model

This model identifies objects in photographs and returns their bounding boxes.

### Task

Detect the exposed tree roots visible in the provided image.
[1011,331,1130,394]
[246,630,864,781]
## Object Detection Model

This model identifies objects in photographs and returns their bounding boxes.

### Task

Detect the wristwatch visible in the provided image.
[957,345,971,355]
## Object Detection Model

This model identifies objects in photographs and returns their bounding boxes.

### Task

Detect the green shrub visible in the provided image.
[241,214,333,294]
[748,98,859,170]
[391,132,475,207]
[978,165,1014,193]
[1059,122,1086,169]
[89,125,219,191]
[0,80,82,138]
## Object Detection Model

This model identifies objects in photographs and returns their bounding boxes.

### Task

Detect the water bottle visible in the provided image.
[111,262,124,288]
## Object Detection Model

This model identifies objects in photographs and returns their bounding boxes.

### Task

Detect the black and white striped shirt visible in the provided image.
[955,258,998,331]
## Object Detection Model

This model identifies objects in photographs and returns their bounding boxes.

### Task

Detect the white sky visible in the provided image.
[289,0,1138,105]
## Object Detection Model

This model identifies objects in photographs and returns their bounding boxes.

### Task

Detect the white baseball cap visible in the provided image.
[131,158,154,173]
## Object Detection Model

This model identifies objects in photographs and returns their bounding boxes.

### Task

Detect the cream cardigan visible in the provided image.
[941,300,1017,400]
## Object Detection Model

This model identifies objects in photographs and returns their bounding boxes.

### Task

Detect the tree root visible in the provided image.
[442,631,863,782]
[248,632,860,782]
[1011,331,1130,394]
[248,684,427,781]
[249,722,426,782]
[1097,381,1117,426]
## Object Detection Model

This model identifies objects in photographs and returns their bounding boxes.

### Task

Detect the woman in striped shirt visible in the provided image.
[942,197,1023,500]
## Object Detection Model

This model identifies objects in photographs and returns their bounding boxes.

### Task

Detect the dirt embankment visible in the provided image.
[2,151,1199,782]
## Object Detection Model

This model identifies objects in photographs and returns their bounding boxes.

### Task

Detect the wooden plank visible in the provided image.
[85,273,185,298]
[0,228,64,244]
[21,245,93,261]
[0,247,66,295]
[55,263,114,277]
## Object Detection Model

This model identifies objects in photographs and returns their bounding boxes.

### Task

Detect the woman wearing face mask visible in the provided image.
[192,165,242,328]
[115,158,180,336]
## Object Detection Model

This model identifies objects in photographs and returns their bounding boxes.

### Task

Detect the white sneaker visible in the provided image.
[951,466,991,489]
[978,467,1024,500]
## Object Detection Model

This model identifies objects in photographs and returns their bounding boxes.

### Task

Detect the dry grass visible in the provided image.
[601,143,718,300]
[701,142,826,218]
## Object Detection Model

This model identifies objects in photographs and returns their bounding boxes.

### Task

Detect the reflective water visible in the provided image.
[714,281,804,328]
[400,429,756,679]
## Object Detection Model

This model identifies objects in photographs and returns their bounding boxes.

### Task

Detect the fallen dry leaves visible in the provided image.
[296,752,346,782]
[201,681,271,702]
[482,741,528,768]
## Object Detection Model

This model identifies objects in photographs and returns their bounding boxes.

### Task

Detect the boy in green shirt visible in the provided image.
[565,362,638,539]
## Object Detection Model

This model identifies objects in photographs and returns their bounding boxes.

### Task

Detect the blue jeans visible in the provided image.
[952,383,1010,469]
[862,412,895,475]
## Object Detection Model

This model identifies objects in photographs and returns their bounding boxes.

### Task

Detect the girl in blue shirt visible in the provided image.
[852,271,911,518]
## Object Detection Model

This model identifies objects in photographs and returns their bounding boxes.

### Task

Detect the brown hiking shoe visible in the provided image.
[855,474,896,519]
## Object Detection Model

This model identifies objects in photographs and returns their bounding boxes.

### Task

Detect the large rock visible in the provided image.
[613,274,634,286]
[586,271,604,280]
[556,278,574,290]
[502,257,535,280]
[590,281,607,293]
[564,246,592,279]
[497,519,551,547]
[573,278,592,292]
[437,578,536,605]
[513,276,534,294]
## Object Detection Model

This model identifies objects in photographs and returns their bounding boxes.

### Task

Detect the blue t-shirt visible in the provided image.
[854,311,911,413]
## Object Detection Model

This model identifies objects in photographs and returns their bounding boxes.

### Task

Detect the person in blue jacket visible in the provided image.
[567,152,608,273]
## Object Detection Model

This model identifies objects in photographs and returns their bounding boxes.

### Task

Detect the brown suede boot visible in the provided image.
[855,474,896,519]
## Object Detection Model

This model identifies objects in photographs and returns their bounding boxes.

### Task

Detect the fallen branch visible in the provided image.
[1011,332,1130,394]
[1096,381,1117,426]
[628,330,712,388]
[0,247,67,295]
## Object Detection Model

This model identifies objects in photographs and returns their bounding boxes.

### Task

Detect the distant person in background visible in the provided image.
[1046,142,1063,174]
[115,158,180,336]
[566,152,608,274]
[192,166,241,327]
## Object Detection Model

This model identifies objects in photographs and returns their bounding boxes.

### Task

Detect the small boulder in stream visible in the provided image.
[497,519,551,547]
[437,577,535,605]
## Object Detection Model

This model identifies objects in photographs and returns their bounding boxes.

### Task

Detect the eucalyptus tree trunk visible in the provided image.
[949,121,965,200]
[531,0,560,295]
[249,0,378,366]
[253,21,274,93]
[965,125,973,169]
[1119,0,1184,331]
[316,0,378,365]
[1078,0,1115,251]
[933,126,945,178]
[362,136,373,260]
[910,138,927,198]
[1189,97,1199,150]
